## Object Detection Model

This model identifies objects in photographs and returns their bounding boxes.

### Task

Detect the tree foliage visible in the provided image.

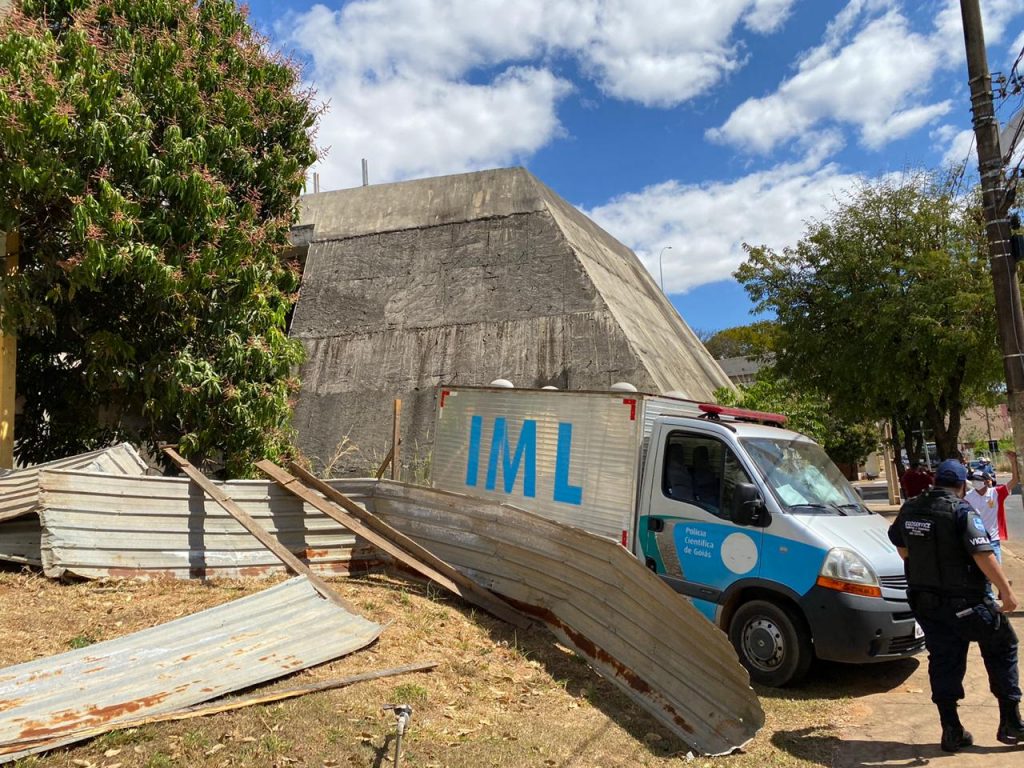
[702,320,778,360]
[735,171,1000,461]
[0,0,320,474]
[715,368,879,468]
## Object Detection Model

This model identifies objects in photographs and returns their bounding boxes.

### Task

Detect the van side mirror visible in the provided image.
[732,483,768,527]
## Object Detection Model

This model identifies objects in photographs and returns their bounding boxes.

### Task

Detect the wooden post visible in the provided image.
[0,231,18,470]
[257,460,529,628]
[391,398,402,481]
[374,442,397,480]
[882,421,900,506]
[162,447,358,613]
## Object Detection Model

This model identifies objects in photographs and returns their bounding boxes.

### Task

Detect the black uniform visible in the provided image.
[888,487,1020,706]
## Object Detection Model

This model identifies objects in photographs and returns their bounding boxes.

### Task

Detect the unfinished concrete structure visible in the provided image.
[289,168,731,474]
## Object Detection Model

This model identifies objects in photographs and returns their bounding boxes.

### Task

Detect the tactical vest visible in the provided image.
[899,489,988,598]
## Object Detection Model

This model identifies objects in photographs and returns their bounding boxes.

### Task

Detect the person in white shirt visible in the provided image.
[965,450,1019,567]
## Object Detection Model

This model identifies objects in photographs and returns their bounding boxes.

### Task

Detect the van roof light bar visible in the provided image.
[698,403,787,426]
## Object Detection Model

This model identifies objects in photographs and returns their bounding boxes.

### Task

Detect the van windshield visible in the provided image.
[741,437,869,515]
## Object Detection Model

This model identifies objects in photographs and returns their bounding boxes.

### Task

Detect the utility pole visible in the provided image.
[960,0,1024,479]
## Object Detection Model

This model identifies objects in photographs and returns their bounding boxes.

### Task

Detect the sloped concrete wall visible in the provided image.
[291,212,655,472]
[289,168,731,475]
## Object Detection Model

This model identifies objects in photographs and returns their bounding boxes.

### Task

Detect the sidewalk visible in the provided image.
[829,543,1024,766]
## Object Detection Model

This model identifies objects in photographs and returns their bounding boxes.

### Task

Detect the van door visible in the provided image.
[639,429,762,620]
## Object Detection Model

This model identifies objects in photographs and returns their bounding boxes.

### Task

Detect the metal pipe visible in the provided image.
[383,704,412,768]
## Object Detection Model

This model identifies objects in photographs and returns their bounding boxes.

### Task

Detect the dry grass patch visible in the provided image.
[0,568,870,767]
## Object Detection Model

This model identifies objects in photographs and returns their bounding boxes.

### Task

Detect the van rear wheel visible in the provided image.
[729,599,812,687]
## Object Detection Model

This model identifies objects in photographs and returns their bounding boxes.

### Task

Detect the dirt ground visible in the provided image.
[2,553,1024,768]
[823,543,1024,767]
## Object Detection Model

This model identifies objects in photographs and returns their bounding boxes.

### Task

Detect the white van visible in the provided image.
[430,385,923,686]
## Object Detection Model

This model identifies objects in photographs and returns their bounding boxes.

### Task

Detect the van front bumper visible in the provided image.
[800,585,925,663]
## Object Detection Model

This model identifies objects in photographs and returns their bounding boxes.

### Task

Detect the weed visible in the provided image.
[181,729,209,750]
[67,634,96,649]
[260,733,291,755]
[95,727,152,749]
[12,757,40,768]
[391,683,429,704]
[145,753,173,768]
[311,434,359,478]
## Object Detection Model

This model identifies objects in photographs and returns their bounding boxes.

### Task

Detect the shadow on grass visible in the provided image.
[772,725,1018,767]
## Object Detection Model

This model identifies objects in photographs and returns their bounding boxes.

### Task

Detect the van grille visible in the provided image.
[880,574,908,591]
[888,634,926,655]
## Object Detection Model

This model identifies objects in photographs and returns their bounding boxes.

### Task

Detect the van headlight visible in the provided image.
[816,548,882,598]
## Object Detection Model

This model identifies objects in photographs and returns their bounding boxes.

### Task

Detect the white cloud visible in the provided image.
[932,0,1023,66]
[283,0,795,188]
[709,8,948,153]
[710,0,1023,157]
[586,159,863,294]
[933,125,977,169]
[745,0,798,34]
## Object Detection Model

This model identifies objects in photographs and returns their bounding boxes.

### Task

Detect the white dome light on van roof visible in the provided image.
[490,378,514,388]
[610,382,638,392]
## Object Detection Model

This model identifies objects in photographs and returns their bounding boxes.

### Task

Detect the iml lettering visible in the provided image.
[464,415,583,505]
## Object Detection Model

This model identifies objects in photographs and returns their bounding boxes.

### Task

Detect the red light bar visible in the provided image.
[698,403,787,426]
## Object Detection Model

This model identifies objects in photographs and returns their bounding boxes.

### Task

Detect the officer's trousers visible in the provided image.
[913,594,1021,705]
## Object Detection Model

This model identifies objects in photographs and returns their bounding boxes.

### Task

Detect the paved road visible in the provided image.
[856,474,1024,540]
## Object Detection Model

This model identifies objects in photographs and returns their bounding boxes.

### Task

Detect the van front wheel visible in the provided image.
[729,599,812,687]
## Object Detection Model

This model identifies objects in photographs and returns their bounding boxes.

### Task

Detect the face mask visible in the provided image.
[973,480,987,491]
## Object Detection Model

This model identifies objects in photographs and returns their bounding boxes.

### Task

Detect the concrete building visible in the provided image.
[716,355,772,386]
[289,168,731,475]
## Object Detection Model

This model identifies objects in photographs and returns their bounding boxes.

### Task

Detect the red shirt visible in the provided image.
[900,468,933,499]
[997,483,1010,540]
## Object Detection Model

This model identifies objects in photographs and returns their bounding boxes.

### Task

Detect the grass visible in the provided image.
[67,633,97,649]
[0,568,881,767]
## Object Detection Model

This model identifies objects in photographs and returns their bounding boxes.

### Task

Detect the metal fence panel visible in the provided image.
[0,577,380,763]
[38,471,382,580]
[0,444,147,524]
[365,480,764,756]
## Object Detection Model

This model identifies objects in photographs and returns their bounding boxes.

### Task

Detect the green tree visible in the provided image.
[735,171,1000,462]
[715,368,878,469]
[702,320,778,360]
[0,0,319,475]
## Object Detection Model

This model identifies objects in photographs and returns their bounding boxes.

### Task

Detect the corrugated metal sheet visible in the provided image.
[364,480,764,756]
[0,576,381,763]
[0,445,149,565]
[0,516,41,565]
[432,387,642,541]
[0,444,148,523]
[38,471,381,580]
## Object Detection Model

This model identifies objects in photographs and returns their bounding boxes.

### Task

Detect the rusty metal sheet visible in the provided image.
[363,480,764,756]
[0,444,148,524]
[38,471,382,580]
[0,576,381,763]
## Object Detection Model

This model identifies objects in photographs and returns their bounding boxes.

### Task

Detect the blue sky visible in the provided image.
[243,0,1024,334]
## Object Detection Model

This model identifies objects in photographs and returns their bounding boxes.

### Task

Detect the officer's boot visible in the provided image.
[937,702,973,753]
[997,699,1024,745]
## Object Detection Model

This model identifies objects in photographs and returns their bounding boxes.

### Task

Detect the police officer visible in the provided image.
[888,458,1024,752]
